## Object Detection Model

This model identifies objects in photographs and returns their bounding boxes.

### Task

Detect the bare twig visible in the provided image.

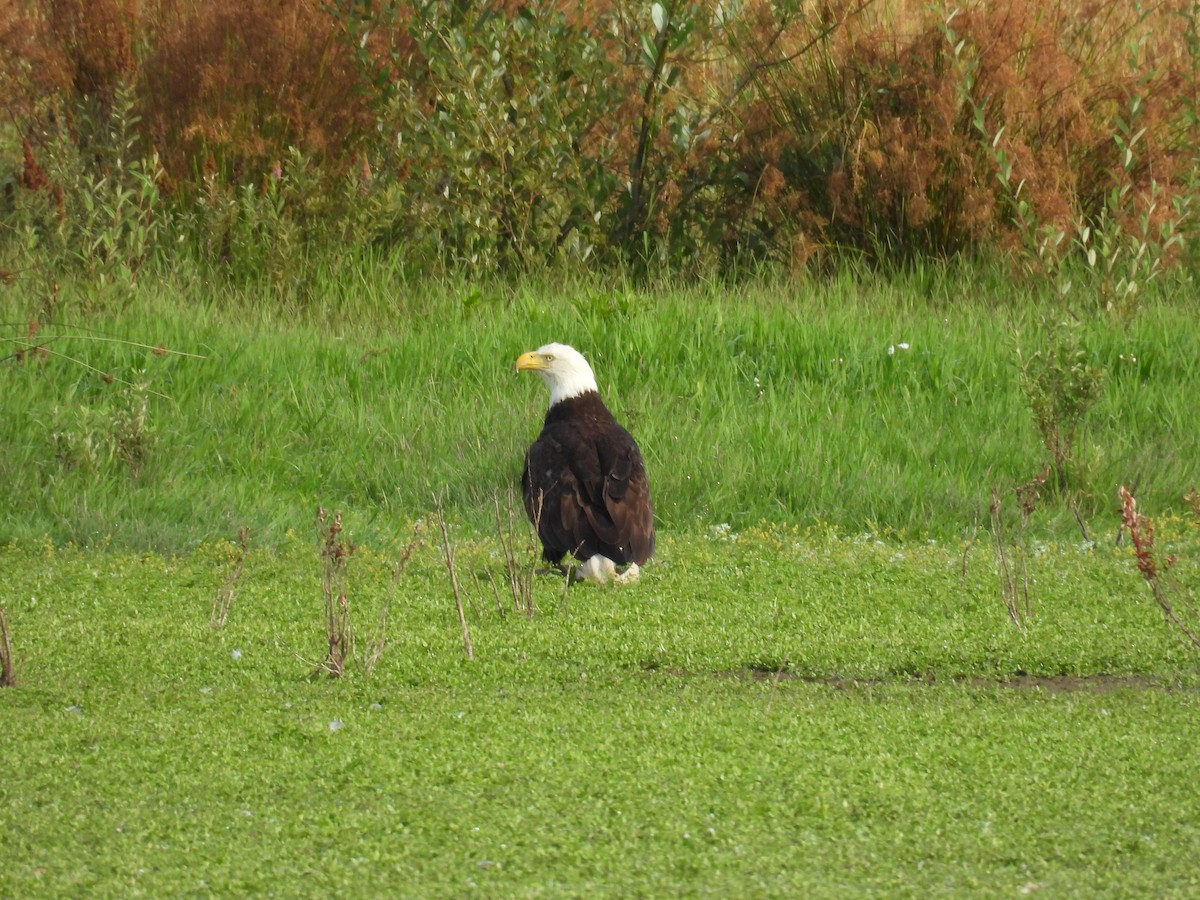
[763,667,785,717]
[494,488,537,617]
[436,497,474,661]
[1,327,207,359]
[530,490,548,616]
[391,525,423,583]
[559,557,572,614]
[486,566,505,617]
[990,490,1023,629]
[989,469,1047,630]
[1071,499,1093,545]
[316,506,355,678]
[0,605,15,687]
[359,523,425,675]
[359,601,389,675]
[6,341,177,401]
[961,515,978,582]
[210,526,249,628]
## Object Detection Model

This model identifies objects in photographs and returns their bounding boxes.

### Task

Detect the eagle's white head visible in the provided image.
[515,343,599,407]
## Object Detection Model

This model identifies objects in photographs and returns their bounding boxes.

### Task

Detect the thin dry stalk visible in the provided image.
[436,497,474,661]
[0,605,15,687]
[1118,486,1200,650]
[358,523,425,673]
[764,668,784,717]
[989,469,1047,630]
[358,601,389,675]
[1071,499,1093,546]
[989,491,1027,629]
[559,558,572,614]
[469,570,487,616]
[316,506,355,678]
[493,489,537,618]
[210,526,249,628]
[485,566,505,617]
[961,515,978,581]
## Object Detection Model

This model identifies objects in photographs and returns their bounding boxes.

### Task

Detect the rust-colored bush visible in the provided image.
[717,0,1200,266]
[0,0,135,110]
[138,0,394,182]
[1,0,1197,275]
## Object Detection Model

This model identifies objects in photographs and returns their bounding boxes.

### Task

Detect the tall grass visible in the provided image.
[2,266,1196,551]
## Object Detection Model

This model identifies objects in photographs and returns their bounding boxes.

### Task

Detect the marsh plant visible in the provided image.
[7,0,1200,278]
[108,378,154,478]
[306,511,419,677]
[315,507,356,678]
[435,497,474,661]
[492,489,541,619]
[50,377,156,479]
[1017,315,1105,494]
[209,527,249,629]
[0,603,15,686]
[1119,486,1200,650]
[989,467,1049,630]
[7,84,169,310]
[358,522,424,676]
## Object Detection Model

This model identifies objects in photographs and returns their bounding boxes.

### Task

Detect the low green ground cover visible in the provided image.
[2,526,1199,896]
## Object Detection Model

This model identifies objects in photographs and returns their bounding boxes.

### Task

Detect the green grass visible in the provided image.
[2,265,1197,552]
[2,527,1200,896]
[4,263,1200,893]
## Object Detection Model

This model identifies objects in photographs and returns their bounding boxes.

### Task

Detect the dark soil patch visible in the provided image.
[743,668,1172,693]
[642,664,1183,693]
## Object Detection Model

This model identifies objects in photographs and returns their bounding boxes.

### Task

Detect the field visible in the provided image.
[3,273,1200,895]
[5,0,1200,891]
[3,527,1200,896]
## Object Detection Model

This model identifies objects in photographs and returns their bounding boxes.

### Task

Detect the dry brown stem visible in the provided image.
[1119,486,1200,650]
[0,605,15,687]
[435,497,474,661]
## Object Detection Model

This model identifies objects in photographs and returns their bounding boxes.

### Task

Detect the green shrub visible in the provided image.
[1018,314,1106,493]
[2,84,169,310]
[2,0,1199,281]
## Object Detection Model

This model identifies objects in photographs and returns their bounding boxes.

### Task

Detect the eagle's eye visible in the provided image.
[545,354,555,361]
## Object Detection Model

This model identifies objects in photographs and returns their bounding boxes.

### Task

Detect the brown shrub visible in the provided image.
[712,0,1200,266]
[1,0,1197,272]
[138,0,394,182]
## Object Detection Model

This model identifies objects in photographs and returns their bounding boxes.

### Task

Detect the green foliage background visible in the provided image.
[4,0,1200,282]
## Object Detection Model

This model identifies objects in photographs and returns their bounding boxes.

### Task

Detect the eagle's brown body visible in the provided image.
[522,389,655,567]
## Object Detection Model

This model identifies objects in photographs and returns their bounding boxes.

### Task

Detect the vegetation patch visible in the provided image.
[2,525,1199,895]
[3,0,1198,278]
[3,276,1198,550]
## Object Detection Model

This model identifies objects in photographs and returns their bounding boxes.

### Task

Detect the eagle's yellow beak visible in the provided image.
[515,351,546,373]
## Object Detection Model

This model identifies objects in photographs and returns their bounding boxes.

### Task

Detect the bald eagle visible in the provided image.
[515,343,655,584]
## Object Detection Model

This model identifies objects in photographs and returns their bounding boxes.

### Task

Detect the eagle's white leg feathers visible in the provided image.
[575,555,640,585]
[577,554,617,584]
[613,562,640,584]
